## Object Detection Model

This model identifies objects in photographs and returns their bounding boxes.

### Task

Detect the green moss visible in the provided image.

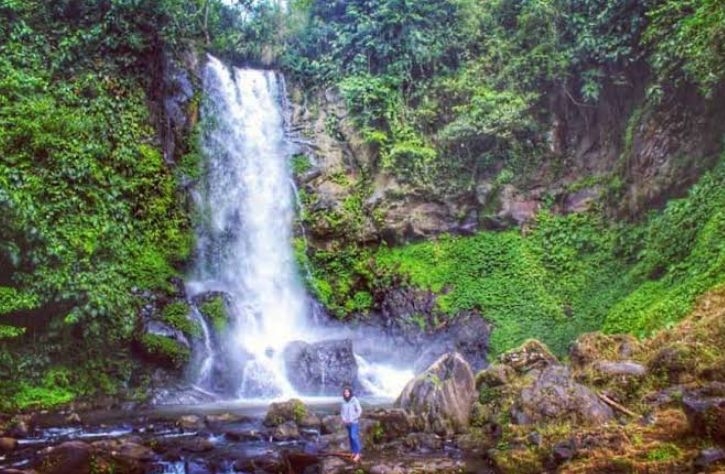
[140,334,190,370]
[292,399,307,423]
[644,442,682,462]
[291,153,312,175]
[161,301,200,338]
[199,296,229,333]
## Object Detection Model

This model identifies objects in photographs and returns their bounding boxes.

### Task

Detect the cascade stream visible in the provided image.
[184,56,411,401]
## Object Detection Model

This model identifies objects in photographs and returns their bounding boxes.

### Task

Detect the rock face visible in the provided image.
[514,365,614,425]
[395,352,476,435]
[283,339,358,395]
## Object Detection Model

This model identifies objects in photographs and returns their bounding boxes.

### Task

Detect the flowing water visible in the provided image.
[185,56,412,401]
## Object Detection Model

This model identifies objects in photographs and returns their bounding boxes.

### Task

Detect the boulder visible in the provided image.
[224,429,262,442]
[298,412,322,430]
[204,412,249,427]
[694,447,725,470]
[263,398,308,427]
[176,414,204,430]
[514,365,614,425]
[272,421,300,440]
[682,395,725,442]
[498,340,558,373]
[40,441,93,474]
[116,441,154,461]
[321,414,344,434]
[395,352,476,435]
[0,436,17,452]
[283,339,358,395]
[363,409,415,444]
[180,436,214,453]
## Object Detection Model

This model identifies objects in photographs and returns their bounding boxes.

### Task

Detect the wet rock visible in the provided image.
[516,365,614,425]
[498,339,558,373]
[116,441,154,461]
[143,320,190,349]
[181,436,214,453]
[321,415,344,434]
[682,395,725,442]
[298,412,322,429]
[176,414,204,430]
[65,412,82,425]
[283,339,358,395]
[40,441,92,474]
[264,398,309,427]
[396,352,476,435]
[272,421,300,440]
[224,428,263,442]
[205,412,249,427]
[694,447,725,470]
[0,436,17,452]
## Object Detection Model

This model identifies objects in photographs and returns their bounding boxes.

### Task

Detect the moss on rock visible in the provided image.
[198,295,229,333]
[139,334,190,370]
[161,301,200,339]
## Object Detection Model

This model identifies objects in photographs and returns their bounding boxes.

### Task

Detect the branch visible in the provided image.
[598,392,639,418]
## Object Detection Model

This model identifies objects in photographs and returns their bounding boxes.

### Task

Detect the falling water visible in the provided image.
[186,55,412,400]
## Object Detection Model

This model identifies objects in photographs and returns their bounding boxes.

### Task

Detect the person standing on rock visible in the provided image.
[341,386,362,462]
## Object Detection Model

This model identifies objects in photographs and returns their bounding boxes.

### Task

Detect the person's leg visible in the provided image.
[350,422,361,460]
[346,423,354,451]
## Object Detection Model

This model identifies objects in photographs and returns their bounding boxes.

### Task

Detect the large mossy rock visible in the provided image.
[513,365,615,425]
[395,352,475,436]
[263,399,309,427]
[283,339,358,395]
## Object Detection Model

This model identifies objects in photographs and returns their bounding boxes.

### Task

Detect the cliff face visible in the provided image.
[290,79,724,250]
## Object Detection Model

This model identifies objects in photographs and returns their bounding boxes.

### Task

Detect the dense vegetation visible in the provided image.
[0,0,723,411]
[275,0,725,191]
[0,0,245,410]
[280,0,725,353]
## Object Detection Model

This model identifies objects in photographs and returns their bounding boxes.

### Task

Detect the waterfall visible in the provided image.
[185,55,412,401]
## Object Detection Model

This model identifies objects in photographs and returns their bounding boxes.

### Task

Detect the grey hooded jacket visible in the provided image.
[341,396,362,424]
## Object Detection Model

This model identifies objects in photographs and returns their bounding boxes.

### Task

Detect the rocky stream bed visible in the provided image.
[0,399,491,474]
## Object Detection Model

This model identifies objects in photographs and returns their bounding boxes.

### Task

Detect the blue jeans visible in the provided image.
[346,422,361,454]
